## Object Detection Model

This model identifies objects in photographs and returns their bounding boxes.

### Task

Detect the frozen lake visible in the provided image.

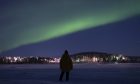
[0,63,140,84]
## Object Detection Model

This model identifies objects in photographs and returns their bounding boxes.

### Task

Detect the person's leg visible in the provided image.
[59,71,64,81]
[66,72,69,81]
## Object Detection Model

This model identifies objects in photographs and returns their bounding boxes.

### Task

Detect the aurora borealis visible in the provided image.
[0,0,140,56]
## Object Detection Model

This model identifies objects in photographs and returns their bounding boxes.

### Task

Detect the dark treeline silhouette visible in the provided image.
[0,51,140,64]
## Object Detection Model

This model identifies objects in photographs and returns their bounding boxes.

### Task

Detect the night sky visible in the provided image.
[0,0,140,56]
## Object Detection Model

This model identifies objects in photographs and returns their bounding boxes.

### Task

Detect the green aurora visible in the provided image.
[1,0,140,51]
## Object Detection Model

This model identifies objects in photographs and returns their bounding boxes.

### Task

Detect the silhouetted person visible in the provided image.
[59,50,73,81]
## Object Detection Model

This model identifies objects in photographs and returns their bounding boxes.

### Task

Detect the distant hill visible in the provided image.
[71,51,109,56]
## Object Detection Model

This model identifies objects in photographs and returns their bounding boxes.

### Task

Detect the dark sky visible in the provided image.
[0,0,140,56]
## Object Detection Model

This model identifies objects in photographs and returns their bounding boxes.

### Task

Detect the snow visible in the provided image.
[0,63,140,84]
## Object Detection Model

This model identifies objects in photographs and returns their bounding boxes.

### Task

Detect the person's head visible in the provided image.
[64,50,68,54]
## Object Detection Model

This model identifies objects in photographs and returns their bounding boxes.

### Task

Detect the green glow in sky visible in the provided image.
[1,0,140,51]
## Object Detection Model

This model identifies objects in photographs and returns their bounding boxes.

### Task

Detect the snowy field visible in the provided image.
[0,63,140,84]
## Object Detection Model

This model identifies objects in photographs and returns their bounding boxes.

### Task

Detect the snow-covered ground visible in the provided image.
[0,63,140,84]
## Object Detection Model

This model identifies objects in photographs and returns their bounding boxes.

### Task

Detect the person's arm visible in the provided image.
[60,58,63,69]
[70,58,73,70]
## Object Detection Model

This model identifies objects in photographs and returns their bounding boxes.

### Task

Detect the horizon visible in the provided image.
[0,50,140,57]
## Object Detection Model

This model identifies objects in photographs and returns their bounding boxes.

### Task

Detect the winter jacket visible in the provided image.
[60,53,73,72]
